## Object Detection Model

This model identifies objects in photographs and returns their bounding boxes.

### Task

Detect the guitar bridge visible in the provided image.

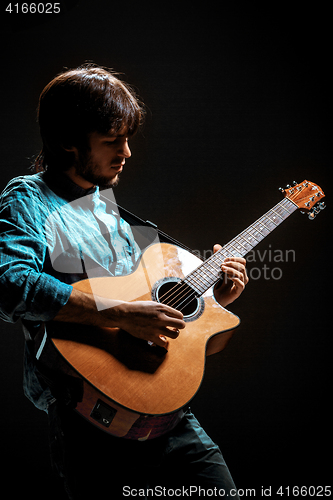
[90,399,117,428]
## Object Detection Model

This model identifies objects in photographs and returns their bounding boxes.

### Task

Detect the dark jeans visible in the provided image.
[48,402,239,499]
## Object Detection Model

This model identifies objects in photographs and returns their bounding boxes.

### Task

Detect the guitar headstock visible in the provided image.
[279,180,326,220]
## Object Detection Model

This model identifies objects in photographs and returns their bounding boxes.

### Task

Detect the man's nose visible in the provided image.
[118,139,131,158]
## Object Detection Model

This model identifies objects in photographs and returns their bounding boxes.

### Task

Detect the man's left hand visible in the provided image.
[212,244,249,307]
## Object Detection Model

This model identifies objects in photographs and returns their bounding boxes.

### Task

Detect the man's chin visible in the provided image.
[98,175,120,190]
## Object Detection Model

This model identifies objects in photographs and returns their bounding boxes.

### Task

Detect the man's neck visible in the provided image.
[43,169,97,201]
[65,166,95,189]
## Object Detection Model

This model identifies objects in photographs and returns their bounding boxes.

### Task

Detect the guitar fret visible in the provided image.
[237,238,252,251]
[242,231,260,245]
[270,207,283,220]
[280,198,296,216]
[225,241,243,257]
[265,214,278,227]
[205,260,221,277]
[277,207,289,218]
[250,225,266,238]
[196,271,213,288]
[252,226,266,238]
[186,267,214,293]
[236,238,253,253]
[188,255,224,291]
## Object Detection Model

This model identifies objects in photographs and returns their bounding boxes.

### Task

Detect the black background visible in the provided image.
[1,1,331,497]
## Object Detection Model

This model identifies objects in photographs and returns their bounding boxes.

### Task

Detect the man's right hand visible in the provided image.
[110,300,185,348]
[54,288,185,349]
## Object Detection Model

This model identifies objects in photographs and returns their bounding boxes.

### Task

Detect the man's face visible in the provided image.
[72,127,132,189]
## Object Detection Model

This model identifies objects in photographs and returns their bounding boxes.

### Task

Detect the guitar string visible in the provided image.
[157,198,296,311]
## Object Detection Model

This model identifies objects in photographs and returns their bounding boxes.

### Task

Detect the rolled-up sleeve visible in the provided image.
[0,178,72,323]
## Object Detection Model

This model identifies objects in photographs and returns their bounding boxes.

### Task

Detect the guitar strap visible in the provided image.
[100,194,203,259]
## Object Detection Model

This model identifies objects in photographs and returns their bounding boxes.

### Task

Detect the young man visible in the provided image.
[0,64,248,499]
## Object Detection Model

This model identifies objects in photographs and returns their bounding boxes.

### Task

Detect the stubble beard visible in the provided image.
[75,151,120,190]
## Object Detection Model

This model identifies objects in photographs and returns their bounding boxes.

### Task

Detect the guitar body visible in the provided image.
[41,243,240,440]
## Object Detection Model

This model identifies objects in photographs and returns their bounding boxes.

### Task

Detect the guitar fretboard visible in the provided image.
[184,197,298,296]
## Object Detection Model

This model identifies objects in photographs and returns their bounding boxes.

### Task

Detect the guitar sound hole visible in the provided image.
[152,278,205,322]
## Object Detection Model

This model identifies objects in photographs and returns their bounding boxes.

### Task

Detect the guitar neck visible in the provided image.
[184,197,298,296]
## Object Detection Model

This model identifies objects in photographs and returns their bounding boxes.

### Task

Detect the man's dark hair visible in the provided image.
[35,63,145,172]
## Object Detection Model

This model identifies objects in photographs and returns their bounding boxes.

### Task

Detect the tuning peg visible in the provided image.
[279,187,284,193]
[286,184,291,189]
[319,202,326,210]
[292,181,297,186]
[308,212,316,220]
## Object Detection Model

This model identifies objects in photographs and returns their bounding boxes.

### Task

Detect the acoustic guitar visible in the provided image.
[37,180,325,441]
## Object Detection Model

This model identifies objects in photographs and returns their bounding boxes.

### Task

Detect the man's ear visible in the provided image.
[62,144,79,162]
[62,144,78,154]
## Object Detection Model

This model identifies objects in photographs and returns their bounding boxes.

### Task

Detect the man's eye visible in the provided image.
[104,136,128,145]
